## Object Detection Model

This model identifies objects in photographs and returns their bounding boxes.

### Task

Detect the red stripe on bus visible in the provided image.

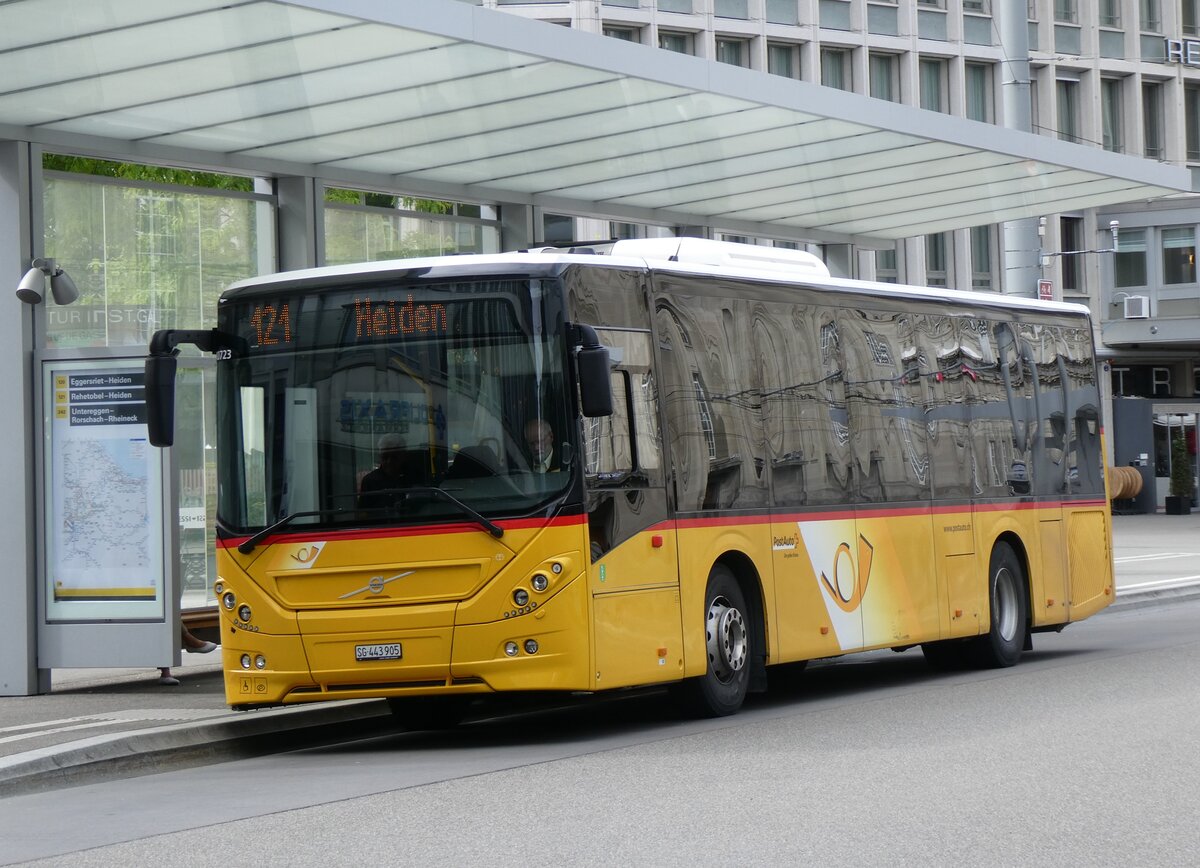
[673,500,1107,529]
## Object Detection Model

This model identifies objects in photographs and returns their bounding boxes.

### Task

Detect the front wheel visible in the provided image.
[972,542,1028,668]
[681,565,752,717]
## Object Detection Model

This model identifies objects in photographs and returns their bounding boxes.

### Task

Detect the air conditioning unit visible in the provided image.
[1123,295,1150,319]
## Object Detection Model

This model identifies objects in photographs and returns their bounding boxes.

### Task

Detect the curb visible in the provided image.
[1108,583,1200,612]
[0,698,393,798]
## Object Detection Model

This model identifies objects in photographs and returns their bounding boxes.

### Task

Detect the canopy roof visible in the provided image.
[0,0,1191,243]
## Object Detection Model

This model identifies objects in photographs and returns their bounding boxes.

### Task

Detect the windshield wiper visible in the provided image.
[237,509,349,554]
[401,486,505,538]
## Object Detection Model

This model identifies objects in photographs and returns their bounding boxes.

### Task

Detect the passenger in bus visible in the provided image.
[358,432,423,509]
[524,418,559,473]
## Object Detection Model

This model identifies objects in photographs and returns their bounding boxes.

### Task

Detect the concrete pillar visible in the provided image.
[995,0,1040,298]
[0,141,46,695]
[276,175,321,271]
[499,201,536,251]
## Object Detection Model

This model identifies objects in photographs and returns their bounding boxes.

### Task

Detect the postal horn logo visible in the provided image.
[289,542,325,568]
[820,534,874,613]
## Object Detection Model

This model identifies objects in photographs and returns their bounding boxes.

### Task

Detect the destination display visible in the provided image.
[44,361,165,621]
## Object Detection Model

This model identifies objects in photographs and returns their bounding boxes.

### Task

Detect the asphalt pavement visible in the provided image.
[2,510,1198,797]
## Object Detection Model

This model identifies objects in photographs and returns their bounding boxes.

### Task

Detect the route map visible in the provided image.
[47,366,163,613]
[58,438,151,575]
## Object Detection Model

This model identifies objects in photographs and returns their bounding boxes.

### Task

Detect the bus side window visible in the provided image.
[585,371,632,481]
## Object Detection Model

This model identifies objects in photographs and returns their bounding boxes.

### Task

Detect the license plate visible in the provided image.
[355,643,402,661]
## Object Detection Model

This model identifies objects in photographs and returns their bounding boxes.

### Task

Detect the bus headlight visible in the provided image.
[524,639,539,655]
[222,592,236,610]
[512,588,529,607]
[255,655,267,670]
[505,642,519,657]
[240,654,252,670]
[237,604,252,622]
[531,573,548,592]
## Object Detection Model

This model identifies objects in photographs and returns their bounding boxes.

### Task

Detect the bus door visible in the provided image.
[839,309,937,651]
[584,328,682,689]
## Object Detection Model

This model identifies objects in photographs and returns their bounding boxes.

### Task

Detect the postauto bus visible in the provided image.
[145,238,1114,724]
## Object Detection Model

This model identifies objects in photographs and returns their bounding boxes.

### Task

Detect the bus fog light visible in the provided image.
[531,573,548,592]
[512,588,529,607]
[222,592,236,610]
[505,642,519,657]
[254,655,266,670]
[240,654,252,669]
[524,639,539,655]
[237,604,252,622]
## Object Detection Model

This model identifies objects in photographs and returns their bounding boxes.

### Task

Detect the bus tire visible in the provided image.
[682,564,751,717]
[972,542,1027,668]
[386,696,468,731]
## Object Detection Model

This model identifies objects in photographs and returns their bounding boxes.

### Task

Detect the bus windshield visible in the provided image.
[214,277,574,537]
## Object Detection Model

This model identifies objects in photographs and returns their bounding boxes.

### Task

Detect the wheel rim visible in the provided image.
[706,595,747,683]
[994,566,1018,642]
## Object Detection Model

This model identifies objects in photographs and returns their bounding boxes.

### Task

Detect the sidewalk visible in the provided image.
[3,510,1198,797]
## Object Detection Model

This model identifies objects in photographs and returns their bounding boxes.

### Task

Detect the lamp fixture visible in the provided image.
[15,258,79,305]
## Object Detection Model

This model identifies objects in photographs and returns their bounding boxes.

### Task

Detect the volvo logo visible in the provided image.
[339,570,415,600]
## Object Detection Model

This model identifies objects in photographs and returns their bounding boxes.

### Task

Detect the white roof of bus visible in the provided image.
[223,239,1090,319]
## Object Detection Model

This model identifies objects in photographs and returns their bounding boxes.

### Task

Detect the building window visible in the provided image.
[875,248,898,283]
[1056,79,1080,143]
[970,226,993,290]
[926,233,948,286]
[965,63,992,122]
[603,26,639,42]
[1099,0,1120,27]
[1101,78,1124,153]
[869,53,898,102]
[715,37,748,67]
[868,54,897,103]
[767,42,799,78]
[919,59,947,113]
[1140,0,1161,32]
[1162,227,1197,285]
[659,30,692,53]
[1186,0,1200,37]
[821,48,851,91]
[1144,82,1164,160]
[543,213,574,245]
[1054,0,1077,24]
[1115,229,1147,288]
[963,0,988,12]
[1060,216,1083,292]
[918,0,945,7]
[1030,71,1040,132]
[1187,85,1200,161]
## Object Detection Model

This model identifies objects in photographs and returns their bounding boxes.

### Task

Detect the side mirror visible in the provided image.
[145,353,178,447]
[577,345,613,417]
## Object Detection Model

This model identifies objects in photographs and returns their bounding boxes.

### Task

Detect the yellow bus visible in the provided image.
[145,238,1114,721]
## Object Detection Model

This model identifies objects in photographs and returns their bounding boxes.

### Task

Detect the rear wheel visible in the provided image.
[682,565,751,717]
[972,542,1027,668]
